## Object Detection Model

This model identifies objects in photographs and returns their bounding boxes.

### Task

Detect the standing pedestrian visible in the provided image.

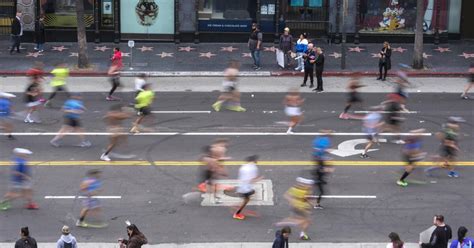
[450,226,473,248]
[233,155,262,220]
[312,131,334,209]
[0,92,15,140]
[272,226,291,248]
[300,43,316,88]
[420,215,452,248]
[130,83,154,133]
[314,47,325,92]
[0,148,39,210]
[294,33,308,72]
[106,47,123,101]
[279,27,293,69]
[56,225,78,248]
[248,22,262,70]
[10,11,23,55]
[45,63,70,108]
[460,63,474,100]
[34,15,45,52]
[387,232,405,248]
[377,41,392,81]
[14,227,38,248]
[119,224,148,248]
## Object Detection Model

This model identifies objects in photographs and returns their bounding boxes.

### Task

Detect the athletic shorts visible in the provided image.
[348,92,362,103]
[223,86,236,92]
[138,107,151,116]
[65,117,81,127]
[239,189,255,199]
[366,133,376,141]
[8,180,32,190]
[82,197,101,210]
[440,145,457,158]
[285,106,302,117]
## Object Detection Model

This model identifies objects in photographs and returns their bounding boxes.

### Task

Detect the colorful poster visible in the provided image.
[120,0,175,34]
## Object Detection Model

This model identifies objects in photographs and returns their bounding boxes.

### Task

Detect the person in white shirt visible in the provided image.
[233,155,262,220]
[134,73,147,96]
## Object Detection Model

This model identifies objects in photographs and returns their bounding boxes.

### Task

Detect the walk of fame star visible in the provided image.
[328,52,342,59]
[392,47,407,53]
[434,47,451,53]
[26,52,43,58]
[94,46,110,52]
[458,52,474,59]
[263,46,277,52]
[137,46,154,52]
[156,52,174,58]
[242,53,252,58]
[220,46,238,52]
[178,46,196,52]
[199,52,216,58]
[348,46,365,52]
[52,46,68,52]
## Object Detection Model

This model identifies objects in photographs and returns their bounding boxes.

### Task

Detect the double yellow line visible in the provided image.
[0,161,473,167]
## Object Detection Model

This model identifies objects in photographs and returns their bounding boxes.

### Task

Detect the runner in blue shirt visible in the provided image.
[311,130,334,209]
[397,129,426,187]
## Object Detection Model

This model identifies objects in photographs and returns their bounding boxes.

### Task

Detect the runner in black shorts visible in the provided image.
[382,93,405,144]
[397,129,426,187]
[340,73,365,119]
[233,155,261,220]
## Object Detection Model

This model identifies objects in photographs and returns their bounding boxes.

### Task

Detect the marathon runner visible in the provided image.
[106,47,122,101]
[397,129,426,187]
[312,131,334,209]
[460,63,473,100]
[76,169,107,228]
[24,72,43,123]
[382,94,405,144]
[212,61,246,112]
[360,110,383,158]
[339,73,365,119]
[233,155,262,220]
[100,104,132,161]
[45,63,70,108]
[130,83,154,133]
[284,88,305,134]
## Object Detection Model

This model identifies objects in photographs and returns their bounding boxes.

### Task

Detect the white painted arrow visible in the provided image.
[329,138,387,157]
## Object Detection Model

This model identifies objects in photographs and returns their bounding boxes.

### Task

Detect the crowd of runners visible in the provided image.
[0,59,472,240]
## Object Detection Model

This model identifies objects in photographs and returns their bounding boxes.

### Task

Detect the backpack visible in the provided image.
[458,240,473,248]
[63,241,73,248]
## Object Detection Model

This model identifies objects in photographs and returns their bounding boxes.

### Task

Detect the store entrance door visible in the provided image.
[461,0,474,38]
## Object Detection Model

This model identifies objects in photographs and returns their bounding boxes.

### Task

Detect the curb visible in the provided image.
[0,70,469,78]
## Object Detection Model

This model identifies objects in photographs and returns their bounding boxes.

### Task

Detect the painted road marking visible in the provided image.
[354,111,419,114]
[151,111,211,114]
[201,179,274,206]
[307,195,377,199]
[0,161,472,166]
[44,196,121,199]
[4,132,433,136]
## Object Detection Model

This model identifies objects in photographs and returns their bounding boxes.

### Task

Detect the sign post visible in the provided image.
[128,40,135,70]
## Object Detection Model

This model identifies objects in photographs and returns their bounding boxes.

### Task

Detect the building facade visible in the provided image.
[0,0,471,43]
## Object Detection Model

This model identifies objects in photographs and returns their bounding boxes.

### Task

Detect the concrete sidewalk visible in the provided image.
[0,243,421,248]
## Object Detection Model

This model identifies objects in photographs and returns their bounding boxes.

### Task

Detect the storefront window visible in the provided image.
[287,0,328,21]
[359,0,448,34]
[120,0,175,35]
[41,0,94,28]
[198,0,258,32]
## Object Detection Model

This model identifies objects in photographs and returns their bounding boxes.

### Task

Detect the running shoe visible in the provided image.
[0,201,11,211]
[197,183,207,193]
[460,94,469,100]
[300,233,310,240]
[130,126,140,133]
[391,140,406,145]
[448,171,459,178]
[360,153,369,158]
[50,140,60,147]
[313,204,324,210]
[76,220,88,227]
[233,213,245,220]
[226,106,246,112]
[106,96,120,101]
[24,117,34,123]
[300,69,304,72]
[212,102,222,112]
[339,113,349,119]
[25,202,39,210]
[397,180,408,187]
[79,141,92,147]
[100,153,111,161]
[254,67,261,71]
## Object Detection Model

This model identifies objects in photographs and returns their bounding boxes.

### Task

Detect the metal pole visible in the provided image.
[434,0,440,45]
[341,0,346,70]
[130,47,133,70]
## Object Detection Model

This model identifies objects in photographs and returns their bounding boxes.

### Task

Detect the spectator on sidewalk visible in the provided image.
[119,224,148,248]
[272,226,291,248]
[450,226,473,248]
[56,225,78,248]
[420,215,453,248]
[10,11,23,55]
[248,22,262,71]
[377,41,392,81]
[279,27,293,69]
[34,15,45,53]
[314,47,325,92]
[300,43,316,88]
[294,33,308,72]
[387,232,405,248]
[15,227,37,248]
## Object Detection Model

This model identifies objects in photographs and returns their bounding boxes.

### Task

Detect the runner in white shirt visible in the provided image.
[233,155,262,220]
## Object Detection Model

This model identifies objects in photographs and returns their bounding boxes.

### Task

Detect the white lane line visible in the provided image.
[151,111,211,114]
[7,132,433,136]
[44,196,122,199]
[307,195,377,199]
[354,110,419,114]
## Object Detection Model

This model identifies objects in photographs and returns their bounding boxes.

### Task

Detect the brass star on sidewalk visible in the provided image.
[263,46,276,52]
[94,46,110,52]
[458,52,474,59]
[178,46,196,52]
[348,46,365,52]
[51,46,68,52]
[199,52,216,59]
[392,47,407,53]
[328,52,342,59]
[156,52,174,58]
[371,53,381,58]
[434,47,451,53]
[137,46,154,52]
[423,53,432,59]
[26,52,43,58]
[220,46,238,52]
[242,53,252,58]
[69,52,78,57]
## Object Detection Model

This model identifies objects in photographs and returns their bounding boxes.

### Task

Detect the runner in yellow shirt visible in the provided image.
[130,83,154,133]
[45,63,70,107]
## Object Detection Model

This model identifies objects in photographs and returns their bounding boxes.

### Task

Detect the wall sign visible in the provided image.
[120,0,174,34]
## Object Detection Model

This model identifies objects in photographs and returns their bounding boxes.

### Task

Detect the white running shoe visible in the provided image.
[100,154,111,161]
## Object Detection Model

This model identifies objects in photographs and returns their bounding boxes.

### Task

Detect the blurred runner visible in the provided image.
[460,63,474,100]
[397,129,426,187]
[311,131,334,209]
[382,94,405,144]
[284,88,305,134]
[106,47,122,101]
[425,117,463,178]
[0,148,39,210]
[360,110,383,158]
[76,169,107,228]
[212,61,246,112]
[134,73,147,96]
[339,73,365,119]
[24,69,44,123]
[100,104,131,161]
[50,93,91,147]
[0,92,15,140]
[130,83,154,133]
[45,63,70,108]
[276,177,314,240]
[233,155,262,220]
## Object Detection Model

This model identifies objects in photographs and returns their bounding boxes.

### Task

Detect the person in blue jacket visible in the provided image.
[294,33,308,72]
[450,226,473,248]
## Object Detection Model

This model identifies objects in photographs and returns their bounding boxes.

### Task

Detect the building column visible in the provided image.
[94,0,100,43]
[334,0,341,44]
[194,0,199,43]
[354,0,360,44]
[113,0,119,43]
[174,0,180,44]
[434,0,440,44]
[274,0,280,44]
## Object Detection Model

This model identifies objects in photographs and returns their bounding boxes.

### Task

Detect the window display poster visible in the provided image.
[120,0,175,34]
[103,0,113,15]
[290,0,304,7]
[309,0,323,7]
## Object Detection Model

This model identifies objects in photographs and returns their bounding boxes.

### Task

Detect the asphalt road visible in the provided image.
[0,92,472,243]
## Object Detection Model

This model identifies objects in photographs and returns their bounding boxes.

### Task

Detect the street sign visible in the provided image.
[127,40,135,48]
[329,138,387,157]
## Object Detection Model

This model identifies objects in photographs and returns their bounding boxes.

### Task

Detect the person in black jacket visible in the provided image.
[272,226,291,248]
[300,43,316,88]
[313,47,325,92]
[420,215,453,248]
[34,15,45,52]
[377,41,392,81]
[15,227,38,248]
[10,11,23,55]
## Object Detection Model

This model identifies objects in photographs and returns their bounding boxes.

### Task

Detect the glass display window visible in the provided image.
[41,0,94,28]
[198,0,257,21]
[286,0,328,21]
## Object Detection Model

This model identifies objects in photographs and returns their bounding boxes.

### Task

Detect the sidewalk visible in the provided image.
[1,40,472,77]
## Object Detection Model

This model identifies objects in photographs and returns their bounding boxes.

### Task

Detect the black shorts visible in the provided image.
[138,107,151,116]
[440,145,456,158]
[348,92,362,103]
[110,76,121,87]
[239,189,255,199]
[366,133,376,141]
[403,154,417,165]
[65,117,80,127]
